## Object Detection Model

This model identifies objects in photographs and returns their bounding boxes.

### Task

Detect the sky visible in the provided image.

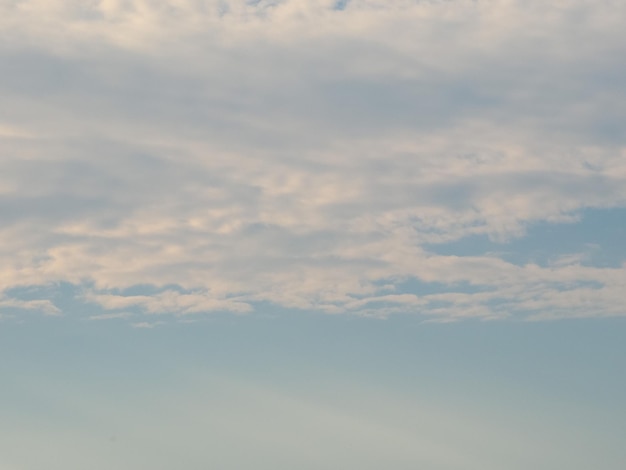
[0,1,625,469]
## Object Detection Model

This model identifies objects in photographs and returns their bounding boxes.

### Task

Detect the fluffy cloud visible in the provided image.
[1,0,625,320]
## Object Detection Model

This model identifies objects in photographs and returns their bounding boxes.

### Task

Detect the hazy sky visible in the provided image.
[1,1,625,469]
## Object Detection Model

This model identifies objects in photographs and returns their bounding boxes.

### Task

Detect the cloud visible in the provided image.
[0,0,625,321]
[131,321,164,329]
[88,312,132,321]
[0,296,61,316]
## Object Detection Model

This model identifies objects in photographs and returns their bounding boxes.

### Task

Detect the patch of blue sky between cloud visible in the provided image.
[425,207,626,269]
[333,0,350,11]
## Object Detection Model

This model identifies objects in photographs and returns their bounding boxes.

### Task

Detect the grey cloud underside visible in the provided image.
[0,0,625,320]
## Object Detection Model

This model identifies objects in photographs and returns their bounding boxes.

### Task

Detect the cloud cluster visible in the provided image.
[1,0,625,320]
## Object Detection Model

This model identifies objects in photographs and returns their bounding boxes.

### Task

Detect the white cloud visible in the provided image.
[88,311,133,321]
[0,0,625,320]
[0,296,61,316]
[131,321,164,329]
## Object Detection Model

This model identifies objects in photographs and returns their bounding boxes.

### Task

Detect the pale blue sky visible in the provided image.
[1,1,625,468]
[1,314,625,469]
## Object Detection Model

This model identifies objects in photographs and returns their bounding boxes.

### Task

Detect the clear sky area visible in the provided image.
[0,1,625,469]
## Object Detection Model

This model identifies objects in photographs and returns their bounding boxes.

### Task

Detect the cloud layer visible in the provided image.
[1,0,625,320]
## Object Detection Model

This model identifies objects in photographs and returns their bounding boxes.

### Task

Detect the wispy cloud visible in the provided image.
[131,321,164,329]
[0,296,61,316]
[88,312,132,321]
[1,0,624,320]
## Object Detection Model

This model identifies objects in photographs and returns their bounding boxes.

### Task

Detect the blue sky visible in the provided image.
[0,0,625,468]
[1,314,625,469]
